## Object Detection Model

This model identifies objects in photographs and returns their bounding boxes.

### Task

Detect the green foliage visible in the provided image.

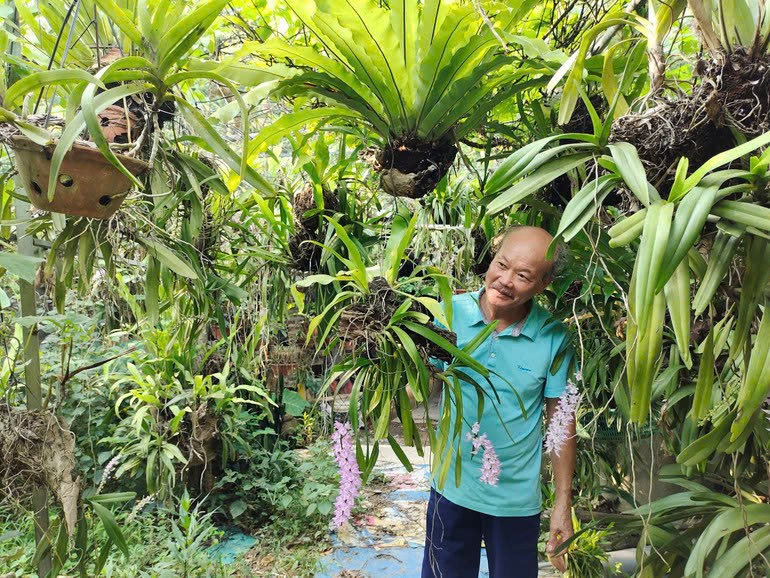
[0,493,236,577]
[618,469,770,577]
[213,438,338,544]
[103,323,272,499]
[563,514,616,578]
[250,0,534,142]
[4,0,770,575]
[300,212,505,487]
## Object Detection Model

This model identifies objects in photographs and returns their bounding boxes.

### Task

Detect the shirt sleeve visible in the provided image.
[544,333,575,398]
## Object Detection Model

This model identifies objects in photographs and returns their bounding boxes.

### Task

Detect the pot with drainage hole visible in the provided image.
[10,135,148,219]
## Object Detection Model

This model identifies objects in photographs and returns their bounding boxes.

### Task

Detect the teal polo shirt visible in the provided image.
[434,290,574,517]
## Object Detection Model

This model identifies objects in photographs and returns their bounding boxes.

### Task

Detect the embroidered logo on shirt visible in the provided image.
[517,364,532,372]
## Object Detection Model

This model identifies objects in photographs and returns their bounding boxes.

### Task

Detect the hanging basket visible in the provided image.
[268,344,306,377]
[10,135,148,219]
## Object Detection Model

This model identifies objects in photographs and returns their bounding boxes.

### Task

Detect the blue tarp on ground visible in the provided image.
[208,529,257,565]
[316,540,491,577]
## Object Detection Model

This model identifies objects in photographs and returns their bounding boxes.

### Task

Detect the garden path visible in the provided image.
[316,409,561,578]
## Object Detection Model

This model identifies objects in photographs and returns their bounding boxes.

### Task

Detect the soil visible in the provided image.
[0,404,80,536]
[610,49,770,194]
[338,277,456,363]
[373,138,458,199]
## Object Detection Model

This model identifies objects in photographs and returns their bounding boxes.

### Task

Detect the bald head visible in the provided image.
[495,226,561,283]
[499,226,553,249]
[482,225,557,318]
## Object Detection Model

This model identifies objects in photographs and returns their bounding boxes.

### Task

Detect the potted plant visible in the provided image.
[3,0,275,221]
[2,0,290,327]
[9,133,149,219]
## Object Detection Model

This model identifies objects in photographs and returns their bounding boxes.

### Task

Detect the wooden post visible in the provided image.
[6,2,52,575]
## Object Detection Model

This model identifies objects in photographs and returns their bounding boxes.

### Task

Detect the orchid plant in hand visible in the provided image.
[297,209,500,487]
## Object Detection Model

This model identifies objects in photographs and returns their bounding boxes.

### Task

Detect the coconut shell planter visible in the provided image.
[10,135,148,219]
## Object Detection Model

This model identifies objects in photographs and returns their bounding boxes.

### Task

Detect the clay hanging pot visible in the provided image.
[11,135,148,219]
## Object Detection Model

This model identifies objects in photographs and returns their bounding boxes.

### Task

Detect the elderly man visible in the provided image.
[422,226,577,578]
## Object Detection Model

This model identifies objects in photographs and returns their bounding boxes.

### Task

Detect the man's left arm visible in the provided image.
[544,396,577,573]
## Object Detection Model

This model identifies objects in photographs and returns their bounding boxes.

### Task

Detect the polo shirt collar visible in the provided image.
[469,288,547,341]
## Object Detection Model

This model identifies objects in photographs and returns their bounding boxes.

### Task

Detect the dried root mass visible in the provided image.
[0,404,80,535]
[338,277,456,364]
[471,228,493,276]
[292,185,339,230]
[374,138,458,199]
[289,185,339,272]
[288,227,323,272]
[610,49,770,194]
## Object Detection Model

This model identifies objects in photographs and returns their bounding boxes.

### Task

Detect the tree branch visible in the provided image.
[59,346,137,389]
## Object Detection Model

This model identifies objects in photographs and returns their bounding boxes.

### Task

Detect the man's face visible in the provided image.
[484,230,552,312]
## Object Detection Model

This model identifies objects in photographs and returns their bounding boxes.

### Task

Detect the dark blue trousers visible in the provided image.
[421,488,540,578]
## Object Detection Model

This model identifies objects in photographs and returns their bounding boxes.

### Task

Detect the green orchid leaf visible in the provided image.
[485,153,592,215]
[157,0,230,75]
[94,0,143,45]
[176,98,274,196]
[4,70,104,109]
[0,253,43,283]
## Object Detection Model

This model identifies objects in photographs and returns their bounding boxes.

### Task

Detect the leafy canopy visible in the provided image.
[250,0,536,142]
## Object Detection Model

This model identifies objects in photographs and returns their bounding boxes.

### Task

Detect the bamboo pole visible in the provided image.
[13,200,51,578]
[5,2,52,575]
